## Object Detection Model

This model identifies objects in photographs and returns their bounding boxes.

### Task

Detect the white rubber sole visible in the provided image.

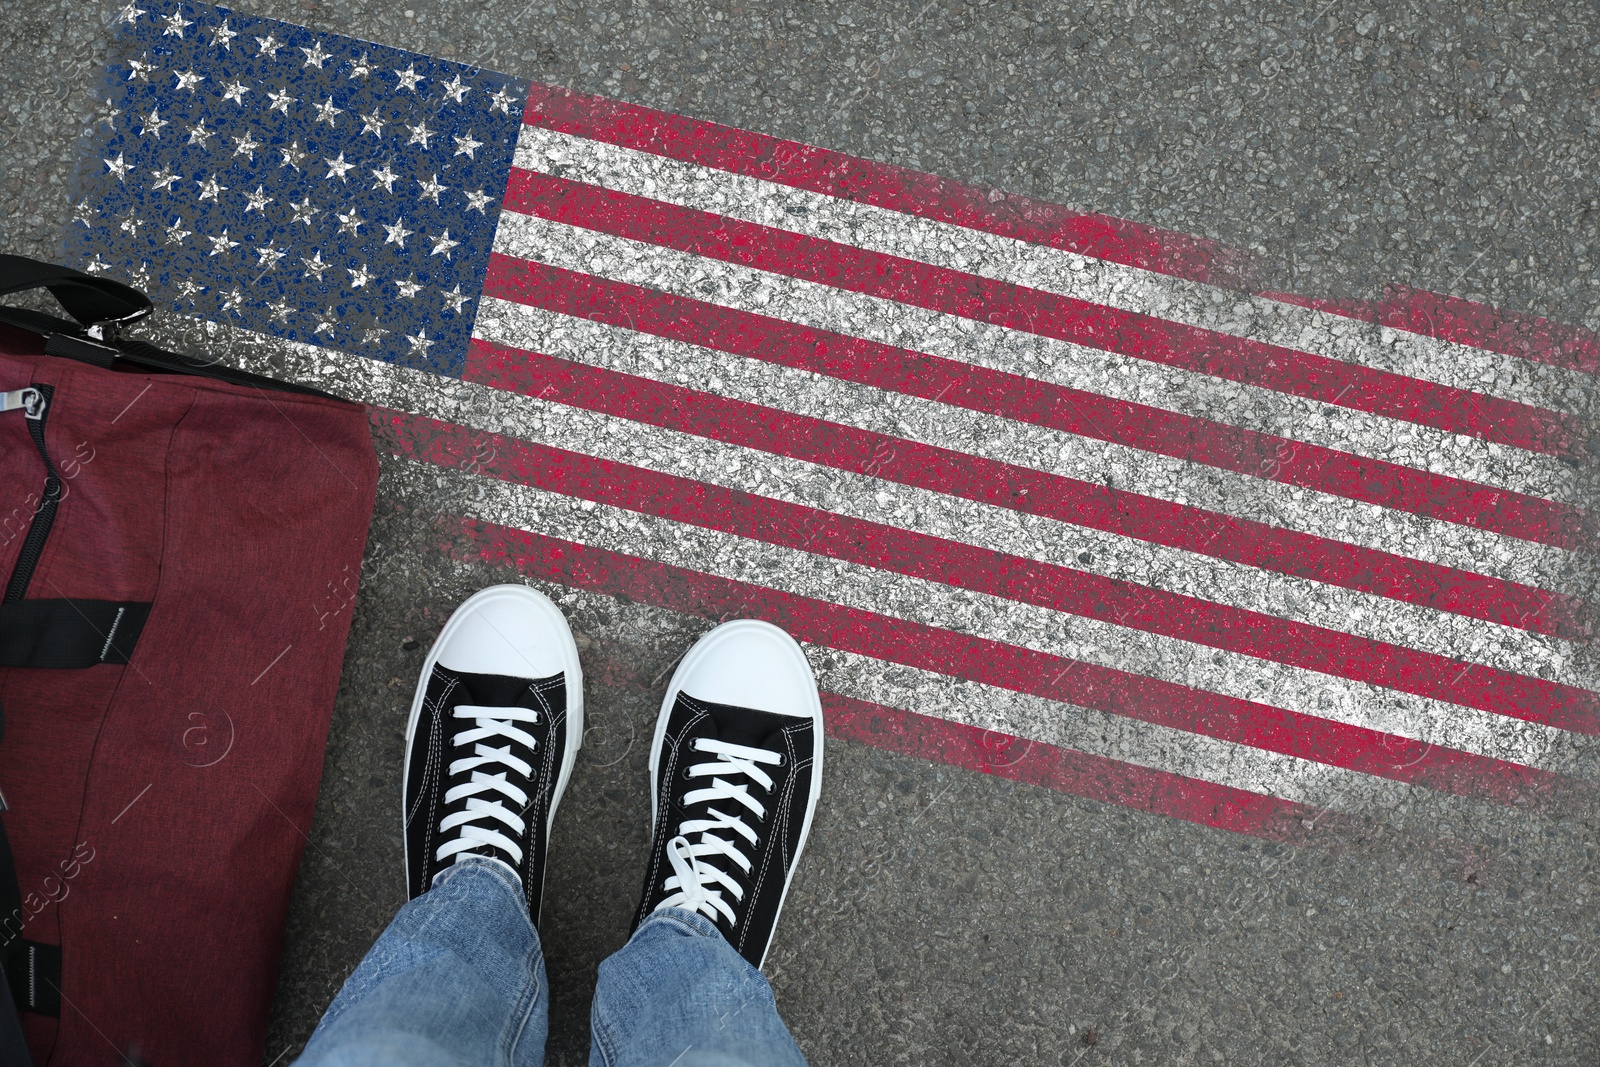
[648,619,824,968]
[403,584,584,902]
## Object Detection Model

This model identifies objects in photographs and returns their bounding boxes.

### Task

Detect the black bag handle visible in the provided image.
[0,255,151,333]
[0,254,342,401]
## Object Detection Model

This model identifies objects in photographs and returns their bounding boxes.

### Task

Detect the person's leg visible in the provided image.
[296,584,585,1067]
[295,859,548,1067]
[589,907,805,1067]
[590,620,822,1067]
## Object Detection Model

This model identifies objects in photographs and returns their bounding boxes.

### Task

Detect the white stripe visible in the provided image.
[189,321,1591,775]
[388,458,1582,775]
[515,125,1595,418]
[491,208,1584,506]
[471,293,1578,597]
[470,296,1588,685]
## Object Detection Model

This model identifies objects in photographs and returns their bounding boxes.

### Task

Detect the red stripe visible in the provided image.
[448,344,1600,735]
[500,169,1586,463]
[818,693,1331,843]
[522,82,1258,290]
[418,501,1588,813]
[480,255,1589,637]
[1262,285,1600,379]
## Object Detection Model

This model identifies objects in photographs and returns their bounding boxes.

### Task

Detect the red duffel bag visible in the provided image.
[0,255,378,1065]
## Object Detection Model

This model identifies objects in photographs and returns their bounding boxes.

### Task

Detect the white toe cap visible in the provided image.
[432,585,575,679]
[672,619,819,718]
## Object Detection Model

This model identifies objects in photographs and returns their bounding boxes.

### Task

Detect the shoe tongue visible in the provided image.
[448,668,559,710]
[681,694,797,751]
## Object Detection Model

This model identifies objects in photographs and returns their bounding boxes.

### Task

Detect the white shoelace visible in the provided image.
[657,737,784,926]
[436,704,540,868]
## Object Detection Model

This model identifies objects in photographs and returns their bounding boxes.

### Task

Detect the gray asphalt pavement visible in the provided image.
[2,1,1597,1064]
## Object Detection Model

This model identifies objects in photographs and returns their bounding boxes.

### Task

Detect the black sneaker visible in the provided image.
[403,584,582,927]
[632,619,824,969]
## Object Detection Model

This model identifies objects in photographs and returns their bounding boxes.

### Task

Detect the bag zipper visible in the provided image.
[2,384,59,603]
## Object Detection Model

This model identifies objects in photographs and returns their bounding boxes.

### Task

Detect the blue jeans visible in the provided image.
[294,859,808,1067]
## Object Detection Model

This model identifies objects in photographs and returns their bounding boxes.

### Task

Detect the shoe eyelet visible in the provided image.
[681,765,695,781]
[773,753,784,768]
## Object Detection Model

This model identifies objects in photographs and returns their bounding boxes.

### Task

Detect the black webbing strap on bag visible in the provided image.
[0,254,336,399]
[0,601,152,670]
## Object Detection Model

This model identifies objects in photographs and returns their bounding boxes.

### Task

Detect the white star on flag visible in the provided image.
[325,152,355,181]
[210,19,238,49]
[161,9,193,37]
[395,276,423,298]
[441,285,469,313]
[314,97,344,125]
[417,174,447,203]
[429,230,460,258]
[186,120,213,147]
[256,243,286,269]
[393,65,425,92]
[206,229,239,256]
[233,131,262,161]
[173,69,204,91]
[371,164,399,192]
[140,107,168,137]
[196,174,226,200]
[301,41,332,68]
[255,33,282,56]
[268,87,297,113]
[243,185,273,212]
[221,79,250,105]
[150,168,181,191]
[406,121,434,148]
[384,217,414,248]
[441,75,470,103]
[452,131,484,158]
[302,252,332,280]
[104,152,133,180]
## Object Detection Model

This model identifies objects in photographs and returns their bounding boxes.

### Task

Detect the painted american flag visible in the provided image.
[70,2,1597,841]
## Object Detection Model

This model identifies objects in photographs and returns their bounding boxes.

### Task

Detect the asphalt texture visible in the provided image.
[3,2,1598,1064]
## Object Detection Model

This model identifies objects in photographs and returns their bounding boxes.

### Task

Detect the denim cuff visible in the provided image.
[431,855,525,900]
[634,905,728,942]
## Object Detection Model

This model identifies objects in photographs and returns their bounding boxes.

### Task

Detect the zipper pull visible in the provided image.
[0,388,45,419]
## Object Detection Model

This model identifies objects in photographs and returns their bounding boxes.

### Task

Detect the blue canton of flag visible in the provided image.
[65,2,529,375]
